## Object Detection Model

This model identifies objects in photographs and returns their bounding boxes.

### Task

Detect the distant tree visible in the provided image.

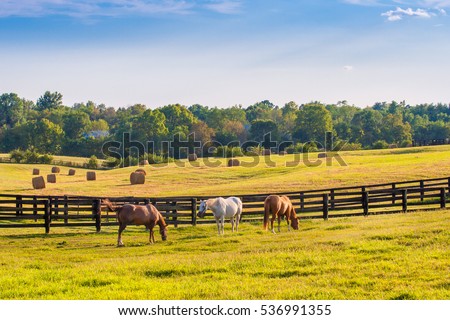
[0,93,25,128]
[250,119,279,147]
[381,113,412,144]
[294,103,333,145]
[160,104,196,137]
[36,91,63,111]
[245,100,276,122]
[63,111,91,140]
[350,108,383,146]
[190,121,215,146]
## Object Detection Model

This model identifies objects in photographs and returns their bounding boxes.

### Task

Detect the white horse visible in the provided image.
[197,197,242,235]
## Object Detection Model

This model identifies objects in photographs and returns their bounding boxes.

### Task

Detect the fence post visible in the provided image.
[54,196,59,221]
[44,199,51,234]
[64,195,69,225]
[191,198,197,226]
[391,183,396,204]
[16,196,22,216]
[330,189,335,210]
[322,193,329,220]
[33,196,38,222]
[300,192,305,211]
[92,199,101,232]
[173,201,178,228]
[420,180,424,202]
[440,188,446,209]
[401,189,408,213]
[362,191,369,216]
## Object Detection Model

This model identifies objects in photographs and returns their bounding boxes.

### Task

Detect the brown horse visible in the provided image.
[103,199,168,246]
[263,195,299,233]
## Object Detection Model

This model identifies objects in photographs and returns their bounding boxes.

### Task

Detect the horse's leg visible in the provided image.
[215,218,221,236]
[235,214,240,232]
[222,216,226,234]
[271,213,276,234]
[148,222,156,244]
[277,215,282,232]
[117,223,126,247]
[287,215,291,231]
[231,216,235,232]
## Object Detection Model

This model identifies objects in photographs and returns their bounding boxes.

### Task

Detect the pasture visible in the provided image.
[2,145,450,197]
[0,209,448,300]
[0,145,449,300]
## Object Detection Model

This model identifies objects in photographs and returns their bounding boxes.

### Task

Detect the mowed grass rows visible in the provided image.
[0,210,448,299]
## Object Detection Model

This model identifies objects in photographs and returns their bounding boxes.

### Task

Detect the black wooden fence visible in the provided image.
[0,176,449,233]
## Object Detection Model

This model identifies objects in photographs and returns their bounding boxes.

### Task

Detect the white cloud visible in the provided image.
[343,65,354,71]
[0,0,243,18]
[203,1,242,14]
[381,6,440,20]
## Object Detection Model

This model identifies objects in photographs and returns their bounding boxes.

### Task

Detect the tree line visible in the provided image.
[1,91,450,161]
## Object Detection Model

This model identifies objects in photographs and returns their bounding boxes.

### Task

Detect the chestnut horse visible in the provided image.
[103,199,168,246]
[263,195,299,233]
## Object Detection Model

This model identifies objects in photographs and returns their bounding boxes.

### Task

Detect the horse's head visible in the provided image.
[160,224,168,241]
[197,200,208,218]
[290,216,299,230]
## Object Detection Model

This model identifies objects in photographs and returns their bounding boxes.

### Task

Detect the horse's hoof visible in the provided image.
[117,244,124,247]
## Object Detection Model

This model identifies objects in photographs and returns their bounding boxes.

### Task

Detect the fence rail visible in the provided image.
[0,176,449,233]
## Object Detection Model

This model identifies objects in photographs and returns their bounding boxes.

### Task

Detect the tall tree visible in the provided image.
[36,91,63,111]
[0,93,26,128]
[294,103,333,145]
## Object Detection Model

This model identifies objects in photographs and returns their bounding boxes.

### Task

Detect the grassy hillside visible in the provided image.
[0,209,448,299]
[1,145,450,197]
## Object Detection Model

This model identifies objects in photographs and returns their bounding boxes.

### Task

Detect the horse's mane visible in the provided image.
[157,212,168,228]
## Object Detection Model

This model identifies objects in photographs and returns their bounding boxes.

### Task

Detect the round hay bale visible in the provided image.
[318,153,327,159]
[130,172,145,185]
[68,169,76,176]
[188,154,198,162]
[135,168,147,176]
[32,176,45,189]
[51,167,60,173]
[139,160,149,166]
[227,159,240,167]
[262,149,271,156]
[47,174,56,183]
[86,171,96,181]
[32,168,40,175]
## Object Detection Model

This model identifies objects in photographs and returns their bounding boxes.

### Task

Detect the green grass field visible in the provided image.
[1,145,450,197]
[0,209,448,299]
[1,146,449,300]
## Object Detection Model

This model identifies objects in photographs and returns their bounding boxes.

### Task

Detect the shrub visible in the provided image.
[214,146,244,158]
[372,140,389,149]
[38,154,53,164]
[400,140,413,148]
[102,157,121,168]
[10,149,25,163]
[87,155,99,169]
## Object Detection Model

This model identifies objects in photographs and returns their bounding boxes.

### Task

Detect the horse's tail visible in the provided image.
[102,199,117,212]
[102,199,123,222]
[263,197,271,230]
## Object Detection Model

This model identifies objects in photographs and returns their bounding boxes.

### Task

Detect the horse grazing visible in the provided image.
[197,197,242,235]
[263,195,299,234]
[103,199,168,246]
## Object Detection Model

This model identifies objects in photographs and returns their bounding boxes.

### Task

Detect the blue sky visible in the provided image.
[0,0,449,108]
